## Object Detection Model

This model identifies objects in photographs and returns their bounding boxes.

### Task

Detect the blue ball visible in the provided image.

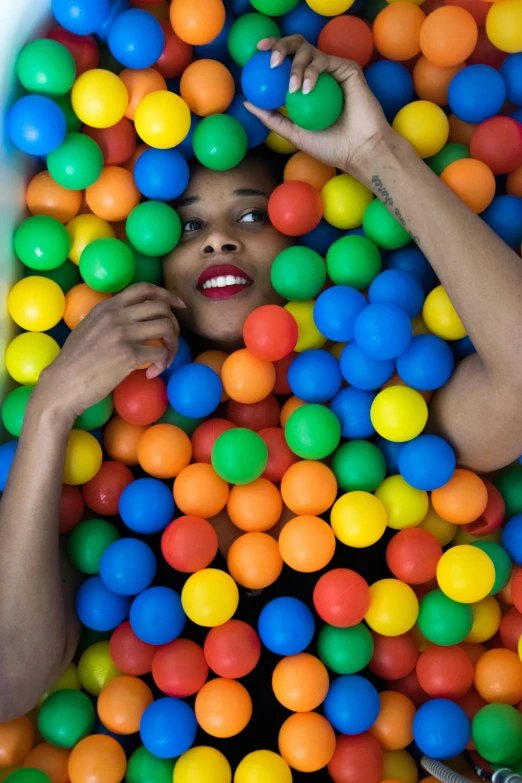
[7,96,66,156]
[175,114,200,160]
[399,434,456,491]
[396,334,454,390]
[226,94,269,148]
[280,1,325,46]
[501,54,522,106]
[195,12,234,61]
[481,195,522,248]
[0,441,17,492]
[354,302,412,361]
[89,427,104,447]
[76,576,131,631]
[97,0,130,42]
[241,51,292,110]
[368,269,425,319]
[130,586,186,645]
[167,363,222,418]
[374,435,403,476]
[229,0,251,14]
[313,286,367,342]
[226,59,244,92]
[92,719,136,752]
[512,107,522,124]
[288,349,342,403]
[330,387,375,439]
[450,335,476,361]
[161,336,192,382]
[448,65,506,124]
[340,342,395,391]
[364,60,414,123]
[108,9,165,68]
[140,698,197,759]
[323,675,380,735]
[134,148,189,201]
[100,538,157,596]
[298,219,343,256]
[502,514,522,565]
[51,0,110,35]
[385,245,438,295]
[413,699,470,759]
[119,478,175,534]
[258,597,315,655]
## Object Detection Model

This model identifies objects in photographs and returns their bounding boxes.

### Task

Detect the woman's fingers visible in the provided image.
[243,101,301,146]
[126,299,176,323]
[289,43,316,92]
[129,317,179,353]
[136,344,172,378]
[118,282,186,310]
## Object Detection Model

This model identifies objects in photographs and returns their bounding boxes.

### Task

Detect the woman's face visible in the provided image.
[163,157,293,348]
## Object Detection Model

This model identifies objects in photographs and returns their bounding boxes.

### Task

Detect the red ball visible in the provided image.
[273,352,295,395]
[59,484,85,534]
[110,621,158,676]
[227,395,280,432]
[512,568,522,614]
[204,619,261,678]
[388,669,429,708]
[327,733,383,783]
[386,528,442,584]
[318,16,374,68]
[152,638,209,697]
[470,117,522,175]
[161,515,218,573]
[243,305,298,362]
[463,478,505,537]
[154,21,193,78]
[313,569,371,627]
[416,644,474,699]
[457,690,487,749]
[81,461,134,516]
[413,576,439,602]
[467,26,507,69]
[191,418,236,463]
[82,119,136,166]
[258,426,299,483]
[500,607,522,652]
[114,370,168,425]
[368,631,419,680]
[268,181,323,237]
[445,0,488,26]
[46,26,99,75]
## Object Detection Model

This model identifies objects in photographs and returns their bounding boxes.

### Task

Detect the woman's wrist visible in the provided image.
[347,128,413,192]
[25,381,77,434]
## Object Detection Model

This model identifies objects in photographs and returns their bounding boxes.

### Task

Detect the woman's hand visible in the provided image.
[245,35,391,176]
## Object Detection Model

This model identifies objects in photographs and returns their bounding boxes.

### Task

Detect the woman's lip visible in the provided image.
[199,284,253,300]
[197,263,254,288]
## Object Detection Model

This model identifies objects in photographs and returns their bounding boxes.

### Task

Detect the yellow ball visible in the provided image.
[175,747,232,783]
[8,277,65,332]
[265,131,298,154]
[365,578,419,636]
[423,285,467,340]
[71,69,128,129]
[78,641,121,696]
[135,91,191,149]
[181,568,239,627]
[436,545,496,604]
[518,634,522,662]
[418,503,457,546]
[375,475,429,530]
[465,596,501,643]
[392,101,449,159]
[39,662,81,706]
[382,750,419,783]
[235,751,292,783]
[486,0,522,52]
[63,430,103,485]
[6,332,60,385]
[284,300,327,351]
[330,491,387,547]
[411,313,430,336]
[305,0,355,15]
[321,174,374,229]
[371,386,428,442]
[66,214,115,265]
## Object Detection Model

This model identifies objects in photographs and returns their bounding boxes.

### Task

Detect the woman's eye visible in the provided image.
[181,219,203,233]
[239,209,268,224]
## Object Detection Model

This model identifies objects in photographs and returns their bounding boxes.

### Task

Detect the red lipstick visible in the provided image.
[197,264,253,300]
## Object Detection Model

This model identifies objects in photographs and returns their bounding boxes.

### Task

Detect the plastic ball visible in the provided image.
[78,238,134,293]
[326,236,381,291]
[354,303,412,361]
[268,180,323,237]
[1,386,33,438]
[271,246,326,301]
[182,568,239,627]
[195,678,252,738]
[436,545,495,603]
[97,675,153,735]
[119,477,174,534]
[180,59,234,116]
[327,733,384,783]
[140,697,197,759]
[413,58,465,107]
[204,619,261,679]
[365,60,414,122]
[77,639,121,695]
[287,349,341,403]
[368,691,416,751]
[211,427,267,484]
[133,148,189,201]
[76,575,131,631]
[71,69,128,129]
[80,461,132,517]
[126,201,181,255]
[331,440,386,493]
[465,595,501,643]
[17,38,75,97]
[99,538,156,596]
[134,91,190,149]
[258,596,315,655]
[284,152,336,193]
[221,350,275,404]
[48,132,105,192]
[318,16,373,67]
[130,586,185,645]
[369,631,419,681]
[85,166,140,222]
[62,429,102,485]
[174,747,231,783]
[192,114,248,170]
[279,514,336,572]
[166,363,221,419]
[278,712,336,774]
[66,214,115,265]
[482,194,522,248]
[226,478,281,533]
[67,518,120,574]
[470,117,522,176]
[318,623,374,674]
[152,638,208,697]
[371,386,428,442]
[284,301,327,352]
[119,68,167,122]
[448,65,506,125]
[114,371,168,426]
[331,491,387,547]
[471,541,511,594]
[226,93,270,148]
[366,579,419,636]
[15,215,70,271]
[387,528,442,585]
[420,6,477,66]
[82,118,136,168]
[393,100,449,158]
[126,747,175,783]
[485,0,522,54]
[422,284,466,339]
[314,568,371,627]
[413,699,470,759]
[280,460,336,517]
[398,435,456,491]
[174,462,229,517]
[362,199,411,250]
[321,174,373,230]
[228,532,283,589]
[26,170,81,224]
[51,0,110,35]
[243,305,297,362]
[396,334,454,392]
[241,51,292,110]
[313,287,367,345]
[109,621,157,676]
[108,9,164,69]
[161,515,218,572]
[431,468,488,524]
[46,26,99,76]
[373,4,426,62]
[280,1,325,45]
[7,94,66,156]
[8,276,65,332]
[234,751,292,783]
[417,643,474,698]
[170,0,226,46]
[285,403,341,459]
[286,73,343,132]
[369,270,424,320]
[5,331,59,385]
[474,647,522,704]
[228,13,280,66]
[38,690,95,749]
[0,716,34,767]
[324,674,380,735]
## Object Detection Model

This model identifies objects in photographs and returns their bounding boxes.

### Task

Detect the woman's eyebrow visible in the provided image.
[233,188,269,198]
[175,195,200,208]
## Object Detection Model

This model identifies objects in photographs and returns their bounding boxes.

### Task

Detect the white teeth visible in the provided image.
[225,275,236,285]
[201,275,252,290]
[217,276,227,287]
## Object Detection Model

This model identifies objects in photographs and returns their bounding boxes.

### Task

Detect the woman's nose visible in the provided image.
[202,225,242,255]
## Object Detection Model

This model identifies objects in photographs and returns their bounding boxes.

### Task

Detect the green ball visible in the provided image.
[271,246,326,301]
[1,385,33,438]
[80,238,135,293]
[285,404,341,459]
[127,243,163,286]
[127,202,182,256]
[47,132,104,190]
[286,73,344,131]
[317,623,374,674]
[494,464,522,519]
[17,39,76,97]
[417,589,473,646]
[331,440,386,493]
[426,143,470,176]
[67,518,120,574]
[193,115,248,171]
[471,541,512,595]
[15,215,71,270]
[74,395,114,430]
[326,235,382,290]
[54,93,82,133]
[159,406,204,434]
[38,689,95,748]
[126,746,176,783]
[228,13,281,67]
[472,704,522,765]
[361,0,388,23]
[77,627,112,657]
[5,771,51,783]
[250,0,299,15]
[27,260,82,293]
[212,428,268,484]
[362,199,411,250]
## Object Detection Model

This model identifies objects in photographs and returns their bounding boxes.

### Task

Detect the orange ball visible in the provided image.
[122,143,150,174]
[419,6,478,67]
[0,715,34,767]
[180,59,234,116]
[23,744,70,783]
[170,0,226,45]
[284,152,336,193]
[440,158,496,213]
[174,462,229,517]
[412,57,465,106]
[278,515,336,573]
[221,349,276,404]
[195,678,252,738]
[278,712,336,773]
[104,416,147,466]
[97,675,153,734]
[368,692,416,750]
[227,478,283,532]
[431,469,488,524]
[119,68,167,121]
[373,4,426,62]
[137,338,165,370]
[448,114,477,145]
[281,460,337,516]
[227,532,283,589]
[136,423,192,478]
[194,349,229,402]
[85,166,140,222]
[26,171,82,223]
[63,284,111,330]
[68,735,126,783]
[272,653,330,712]
[280,396,305,428]
[474,648,522,705]
[507,164,522,199]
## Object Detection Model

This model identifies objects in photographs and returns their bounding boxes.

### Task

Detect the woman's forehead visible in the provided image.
[181,158,279,202]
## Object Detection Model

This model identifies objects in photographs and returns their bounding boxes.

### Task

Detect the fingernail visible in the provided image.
[289,74,298,93]
[270,50,282,68]
[174,297,187,309]
[303,78,311,95]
